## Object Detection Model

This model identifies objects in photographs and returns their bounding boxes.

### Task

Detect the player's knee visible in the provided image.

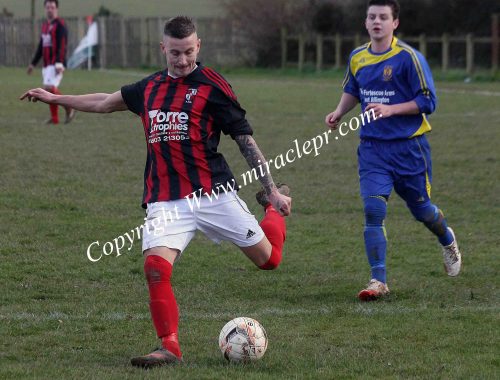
[410,203,438,223]
[259,260,280,270]
[258,247,282,270]
[363,196,387,226]
[411,204,448,236]
[144,255,172,283]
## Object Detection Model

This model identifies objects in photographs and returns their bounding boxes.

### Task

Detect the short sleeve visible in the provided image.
[209,88,253,138]
[121,81,145,116]
[342,60,359,99]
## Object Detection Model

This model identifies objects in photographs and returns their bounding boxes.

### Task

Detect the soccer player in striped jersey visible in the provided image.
[27,0,75,124]
[21,16,291,367]
[325,0,461,301]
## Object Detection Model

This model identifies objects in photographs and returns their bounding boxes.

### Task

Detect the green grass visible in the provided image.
[1,67,499,379]
[2,0,223,18]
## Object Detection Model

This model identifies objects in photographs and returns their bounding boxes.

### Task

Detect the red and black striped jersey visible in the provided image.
[121,64,253,207]
[31,18,68,68]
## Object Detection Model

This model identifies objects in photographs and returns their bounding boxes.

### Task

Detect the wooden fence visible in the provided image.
[0,16,253,69]
[2,15,498,72]
[282,29,499,74]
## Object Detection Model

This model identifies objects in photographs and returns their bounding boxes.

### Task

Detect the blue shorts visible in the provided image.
[358,135,433,205]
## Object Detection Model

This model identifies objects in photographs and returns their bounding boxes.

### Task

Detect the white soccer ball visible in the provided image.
[218,317,268,362]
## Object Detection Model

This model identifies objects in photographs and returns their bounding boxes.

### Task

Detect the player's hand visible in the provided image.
[325,110,342,130]
[27,64,34,75]
[55,63,65,74]
[19,88,55,104]
[365,103,393,119]
[269,190,292,217]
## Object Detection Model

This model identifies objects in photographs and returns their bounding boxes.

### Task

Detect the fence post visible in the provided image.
[77,16,85,40]
[140,18,147,67]
[148,18,153,67]
[281,27,287,69]
[441,33,449,73]
[298,33,305,72]
[98,17,106,69]
[32,17,37,51]
[12,18,18,66]
[419,33,427,57]
[335,33,342,69]
[120,17,127,68]
[492,14,499,74]
[157,17,163,67]
[466,33,474,75]
[354,33,360,48]
[316,34,323,72]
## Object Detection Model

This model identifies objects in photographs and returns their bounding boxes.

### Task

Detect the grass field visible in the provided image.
[1,66,499,379]
[2,0,223,18]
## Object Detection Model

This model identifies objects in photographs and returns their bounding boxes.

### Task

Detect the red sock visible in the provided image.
[47,87,61,123]
[144,255,182,358]
[259,205,286,270]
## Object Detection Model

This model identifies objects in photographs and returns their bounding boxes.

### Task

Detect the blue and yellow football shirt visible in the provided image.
[343,37,437,140]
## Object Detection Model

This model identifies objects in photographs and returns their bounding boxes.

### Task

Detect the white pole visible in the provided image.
[87,17,93,71]
[88,43,91,70]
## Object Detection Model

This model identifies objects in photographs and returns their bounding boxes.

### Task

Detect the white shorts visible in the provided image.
[142,191,265,257]
[42,65,63,87]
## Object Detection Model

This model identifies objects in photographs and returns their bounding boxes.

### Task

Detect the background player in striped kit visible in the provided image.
[21,16,291,368]
[27,0,75,124]
[325,0,461,301]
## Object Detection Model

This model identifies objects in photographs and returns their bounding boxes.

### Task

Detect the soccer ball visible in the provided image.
[218,317,268,362]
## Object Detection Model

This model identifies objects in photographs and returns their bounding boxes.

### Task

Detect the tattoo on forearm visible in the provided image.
[235,135,276,194]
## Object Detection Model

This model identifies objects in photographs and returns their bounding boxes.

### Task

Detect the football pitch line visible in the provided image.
[432,110,500,118]
[2,305,498,322]
[439,88,500,97]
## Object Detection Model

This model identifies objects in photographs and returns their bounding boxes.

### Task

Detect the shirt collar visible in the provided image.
[167,64,199,79]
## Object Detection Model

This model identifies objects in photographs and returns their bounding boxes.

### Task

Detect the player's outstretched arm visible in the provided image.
[234,134,291,216]
[20,88,128,113]
[325,92,359,129]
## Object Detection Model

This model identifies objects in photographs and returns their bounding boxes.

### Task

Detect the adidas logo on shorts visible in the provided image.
[246,229,256,239]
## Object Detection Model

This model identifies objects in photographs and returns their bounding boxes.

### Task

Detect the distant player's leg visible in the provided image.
[357,140,392,301]
[358,195,391,301]
[52,85,76,124]
[396,174,461,276]
[394,135,461,277]
[48,83,75,124]
[55,82,76,124]
[364,196,388,284]
[42,65,61,124]
[44,85,59,124]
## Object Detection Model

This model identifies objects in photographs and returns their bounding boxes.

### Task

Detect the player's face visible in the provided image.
[44,1,58,21]
[365,6,399,42]
[161,33,201,78]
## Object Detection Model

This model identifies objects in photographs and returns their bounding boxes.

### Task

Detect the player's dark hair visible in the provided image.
[164,16,197,39]
[367,0,400,20]
[44,0,59,7]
